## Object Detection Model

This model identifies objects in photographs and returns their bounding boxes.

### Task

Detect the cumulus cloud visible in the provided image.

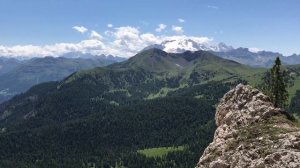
[90,30,103,40]
[113,26,140,40]
[0,25,213,58]
[109,26,146,56]
[172,26,184,34]
[140,33,160,45]
[107,24,113,28]
[178,18,185,23]
[155,24,167,32]
[0,39,107,57]
[72,26,88,34]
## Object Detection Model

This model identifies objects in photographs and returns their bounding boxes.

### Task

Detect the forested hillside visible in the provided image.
[0,49,300,167]
[0,56,119,103]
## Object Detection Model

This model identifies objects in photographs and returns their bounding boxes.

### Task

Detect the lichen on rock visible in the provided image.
[196,84,300,168]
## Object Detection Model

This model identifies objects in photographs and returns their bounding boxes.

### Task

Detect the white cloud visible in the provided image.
[110,26,146,56]
[178,18,185,23]
[90,30,103,40]
[249,47,262,53]
[162,35,212,46]
[155,24,167,32]
[140,33,160,44]
[0,25,213,58]
[0,39,106,57]
[107,24,113,28]
[72,26,88,34]
[172,26,184,34]
[113,26,140,40]
[104,30,114,36]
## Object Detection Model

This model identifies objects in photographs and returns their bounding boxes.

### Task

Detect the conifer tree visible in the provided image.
[269,57,289,108]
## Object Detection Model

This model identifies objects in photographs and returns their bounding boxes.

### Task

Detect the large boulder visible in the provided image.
[196,84,300,168]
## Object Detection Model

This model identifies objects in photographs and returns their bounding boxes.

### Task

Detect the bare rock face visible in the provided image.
[196,84,300,168]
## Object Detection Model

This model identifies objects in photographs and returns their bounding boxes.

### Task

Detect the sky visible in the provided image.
[0,0,299,57]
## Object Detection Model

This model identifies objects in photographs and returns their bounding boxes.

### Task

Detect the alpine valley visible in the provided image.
[1,47,300,167]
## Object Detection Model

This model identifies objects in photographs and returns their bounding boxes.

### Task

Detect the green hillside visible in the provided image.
[0,56,117,103]
[0,49,300,167]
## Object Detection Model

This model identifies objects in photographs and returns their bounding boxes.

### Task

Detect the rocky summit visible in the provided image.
[196,84,300,168]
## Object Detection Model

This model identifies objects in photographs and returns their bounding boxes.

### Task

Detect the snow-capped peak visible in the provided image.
[144,36,234,53]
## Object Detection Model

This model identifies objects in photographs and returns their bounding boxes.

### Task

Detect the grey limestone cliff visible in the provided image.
[196,84,300,168]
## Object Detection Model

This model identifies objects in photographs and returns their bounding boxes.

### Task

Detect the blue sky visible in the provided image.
[0,0,299,57]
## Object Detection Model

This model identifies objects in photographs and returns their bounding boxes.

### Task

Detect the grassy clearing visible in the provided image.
[146,84,187,99]
[137,146,185,158]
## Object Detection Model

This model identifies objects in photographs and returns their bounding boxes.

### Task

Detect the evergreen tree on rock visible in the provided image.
[270,57,289,108]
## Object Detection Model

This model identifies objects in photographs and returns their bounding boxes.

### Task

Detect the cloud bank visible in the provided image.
[0,25,213,58]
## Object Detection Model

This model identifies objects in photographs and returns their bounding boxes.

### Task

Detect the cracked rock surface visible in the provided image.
[196,84,300,168]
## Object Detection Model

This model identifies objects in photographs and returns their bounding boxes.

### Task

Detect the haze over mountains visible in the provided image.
[0,54,125,103]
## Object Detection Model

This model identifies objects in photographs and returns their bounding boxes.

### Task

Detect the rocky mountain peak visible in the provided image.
[196,84,300,168]
[216,84,281,127]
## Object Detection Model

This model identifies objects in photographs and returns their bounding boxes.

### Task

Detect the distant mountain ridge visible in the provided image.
[0,57,22,75]
[60,52,127,62]
[0,55,123,103]
[143,39,234,53]
[213,48,300,67]
[1,52,127,62]
[144,37,300,67]
[2,41,300,67]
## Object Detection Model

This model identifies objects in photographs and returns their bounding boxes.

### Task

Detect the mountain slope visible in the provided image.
[60,52,127,62]
[0,56,119,103]
[211,48,281,67]
[0,49,298,167]
[143,37,233,53]
[1,49,257,126]
[144,38,300,67]
[0,57,22,75]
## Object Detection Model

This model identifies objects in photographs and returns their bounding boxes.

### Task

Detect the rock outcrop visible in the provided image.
[196,84,300,168]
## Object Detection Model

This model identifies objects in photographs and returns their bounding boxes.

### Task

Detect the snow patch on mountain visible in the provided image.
[144,36,234,53]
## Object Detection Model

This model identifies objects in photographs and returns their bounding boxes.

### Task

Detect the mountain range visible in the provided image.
[2,38,300,69]
[0,57,22,75]
[0,53,125,103]
[0,48,300,167]
[145,37,300,67]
